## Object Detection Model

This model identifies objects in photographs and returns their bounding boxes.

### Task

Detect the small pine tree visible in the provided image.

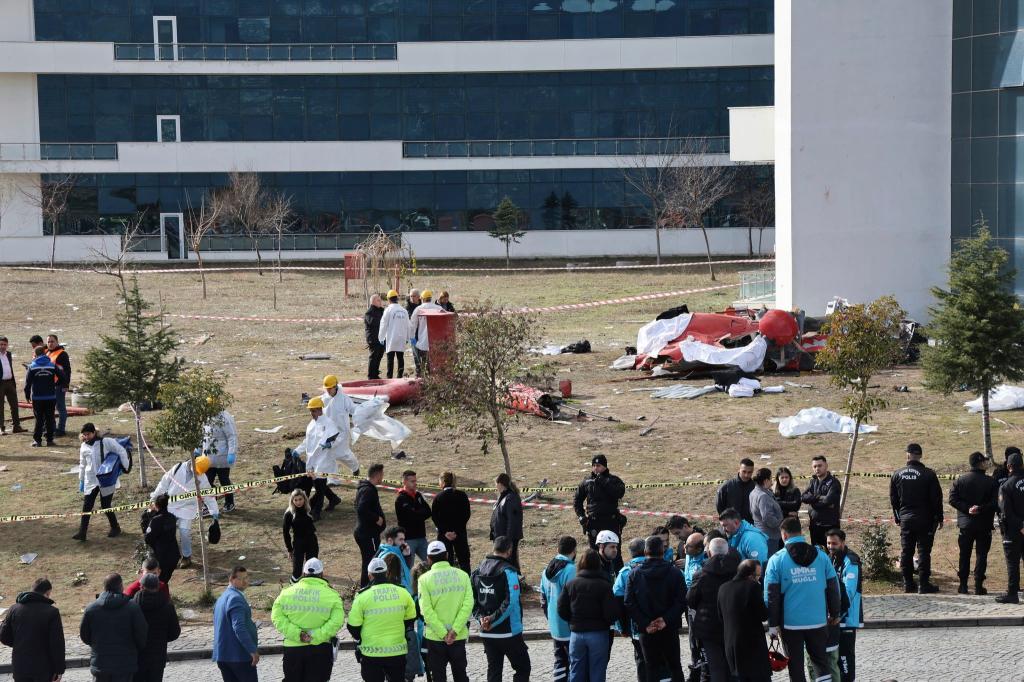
[923,221,1024,457]
[815,296,906,516]
[151,370,232,594]
[82,277,184,488]
[490,196,526,269]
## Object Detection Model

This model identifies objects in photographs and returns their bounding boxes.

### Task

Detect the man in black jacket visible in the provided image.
[0,336,26,435]
[24,347,58,447]
[715,458,755,522]
[80,573,148,682]
[686,538,739,682]
[801,455,842,547]
[44,335,71,437]
[624,536,687,682]
[395,469,432,565]
[997,452,1024,603]
[889,443,944,593]
[574,454,627,549]
[0,578,65,682]
[134,573,181,682]
[433,471,472,573]
[364,294,386,380]
[354,463,386,587]
[949,451,1000,595]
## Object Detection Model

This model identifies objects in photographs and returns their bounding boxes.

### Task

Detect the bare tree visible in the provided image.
[185,189,227,299]
[261,191,294,283]
[89,210,148,298]
[0,174,18,235]
[20,173,77,269]
[620,138,683,265]
[665,138,735,281]
[735,166,774,256]
[222,171,267,274]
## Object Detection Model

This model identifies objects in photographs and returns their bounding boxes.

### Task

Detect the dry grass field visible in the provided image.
[0,259,1019,624]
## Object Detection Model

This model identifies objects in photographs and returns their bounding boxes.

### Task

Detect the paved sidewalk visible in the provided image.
[3,593,1023,670]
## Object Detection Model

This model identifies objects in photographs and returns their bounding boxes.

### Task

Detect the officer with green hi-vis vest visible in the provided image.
[271,557,347,682]
[348,556,417,682]
[418,540,475,682]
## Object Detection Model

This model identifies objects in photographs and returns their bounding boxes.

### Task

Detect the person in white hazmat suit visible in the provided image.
[151,454,220,569]
[201,409,239,512]
[408,289,442,377]
[379,289,410,379]
[320,374,359,476]
[74,422,131,541]
[291,396,342,521]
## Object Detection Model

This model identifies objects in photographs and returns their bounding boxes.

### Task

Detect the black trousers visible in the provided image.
[283,643,333,682]
[360,654,406,682]
[425,639,469,682]
[702,640,728,682]
[629,637,647,682]
[552,639,570,682]
[1002,531,1024,594]
[310,477,340,516]
[368,343,385,380]
[899,522,936,586]
[638,628,684,682]
[32,398,55,444]
[809,522,831,548]
[958,526,992,586]
[386,351,404,379]
[509,540,521,571]
[133,665,167,682]
[438,531,471,574]
[93,674,133,682]
[1,378,21,429]
[838,628,856,682]
[290,536,320,581]
[207,467,234,507]
[781,626,830,682]
[355,530,381,587]
[482,635,531,682]
[80,486,119,536]
[685,611,704,681]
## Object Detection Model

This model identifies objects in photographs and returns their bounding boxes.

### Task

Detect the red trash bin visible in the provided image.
[422,309,456,373]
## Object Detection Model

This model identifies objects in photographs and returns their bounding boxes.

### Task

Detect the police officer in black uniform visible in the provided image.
[889,443,944,593]
[573,454,626,549]
[948,451,999,595]
[997,451,1024,603]
[993,446,1020,487]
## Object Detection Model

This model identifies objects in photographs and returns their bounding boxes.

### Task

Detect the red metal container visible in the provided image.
[422,309,457,373]
[559,379,572,398]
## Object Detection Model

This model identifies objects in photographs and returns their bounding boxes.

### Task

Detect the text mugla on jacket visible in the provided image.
[79,591,148,675]
[949,468,1000,530]
[764,537,840,630]
[801,474,842,528]
[539,554,576,640]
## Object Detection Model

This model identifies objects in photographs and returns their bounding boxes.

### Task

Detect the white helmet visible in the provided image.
[595,530,620,545]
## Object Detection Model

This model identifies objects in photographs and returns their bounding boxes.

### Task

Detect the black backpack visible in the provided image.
[471,567,510,618]
[273,449,313,495]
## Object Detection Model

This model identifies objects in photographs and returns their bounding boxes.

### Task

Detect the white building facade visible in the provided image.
[0,1,775,264]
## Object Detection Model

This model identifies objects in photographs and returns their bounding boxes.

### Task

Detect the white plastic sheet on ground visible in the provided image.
[636,313,692,356]
[351,397,411,448]
[680,334,767,373]
[778,407,878,438]
[609,354,637,370]
[964,385,1024,413]
[728,377,760,398]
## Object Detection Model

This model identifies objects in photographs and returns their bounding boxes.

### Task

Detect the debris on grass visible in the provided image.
[193,334,214,346]
[254,425,285,434]
[778,407,879,438]
[785,381,813,389]
[299,353,332,361]
[639,417,660,437]
[651,384,716,400]
[10,484,22,492]
[72,572,87,586]
[965,385,1024,413]
[19,553,37,564]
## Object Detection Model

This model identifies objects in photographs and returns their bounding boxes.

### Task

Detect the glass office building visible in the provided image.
[0,0,775,261]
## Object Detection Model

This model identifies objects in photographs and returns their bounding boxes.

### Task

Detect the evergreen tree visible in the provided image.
[923,221,1024,456]
[489,196,527,268]
[82,277,184,487]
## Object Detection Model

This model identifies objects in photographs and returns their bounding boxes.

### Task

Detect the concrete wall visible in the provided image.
[0,74,39,145]
[729,106,775,163]
[0,227,774,264]
[0,34,773,75]
[0,173,41,236]
[774,0,952,321]
[0,1,33,42]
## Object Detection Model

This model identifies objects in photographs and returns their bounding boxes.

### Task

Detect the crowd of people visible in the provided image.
[364,288,455,381]
[4,343,1024,682]
[0,333,72,445]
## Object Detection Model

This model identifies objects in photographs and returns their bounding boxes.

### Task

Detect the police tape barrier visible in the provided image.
[4,258,773,276]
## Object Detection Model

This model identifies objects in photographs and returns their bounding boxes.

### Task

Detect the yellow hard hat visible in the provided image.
[194,455,211,475]
[323,375,338,389]
[307,396,325,410]
[386,289,399,299]
[421,289,433,300]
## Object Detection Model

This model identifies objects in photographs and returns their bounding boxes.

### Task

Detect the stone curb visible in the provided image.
[8,616,1024,674]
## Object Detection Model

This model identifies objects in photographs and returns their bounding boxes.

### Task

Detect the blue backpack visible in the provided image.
[96,436,134,488]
